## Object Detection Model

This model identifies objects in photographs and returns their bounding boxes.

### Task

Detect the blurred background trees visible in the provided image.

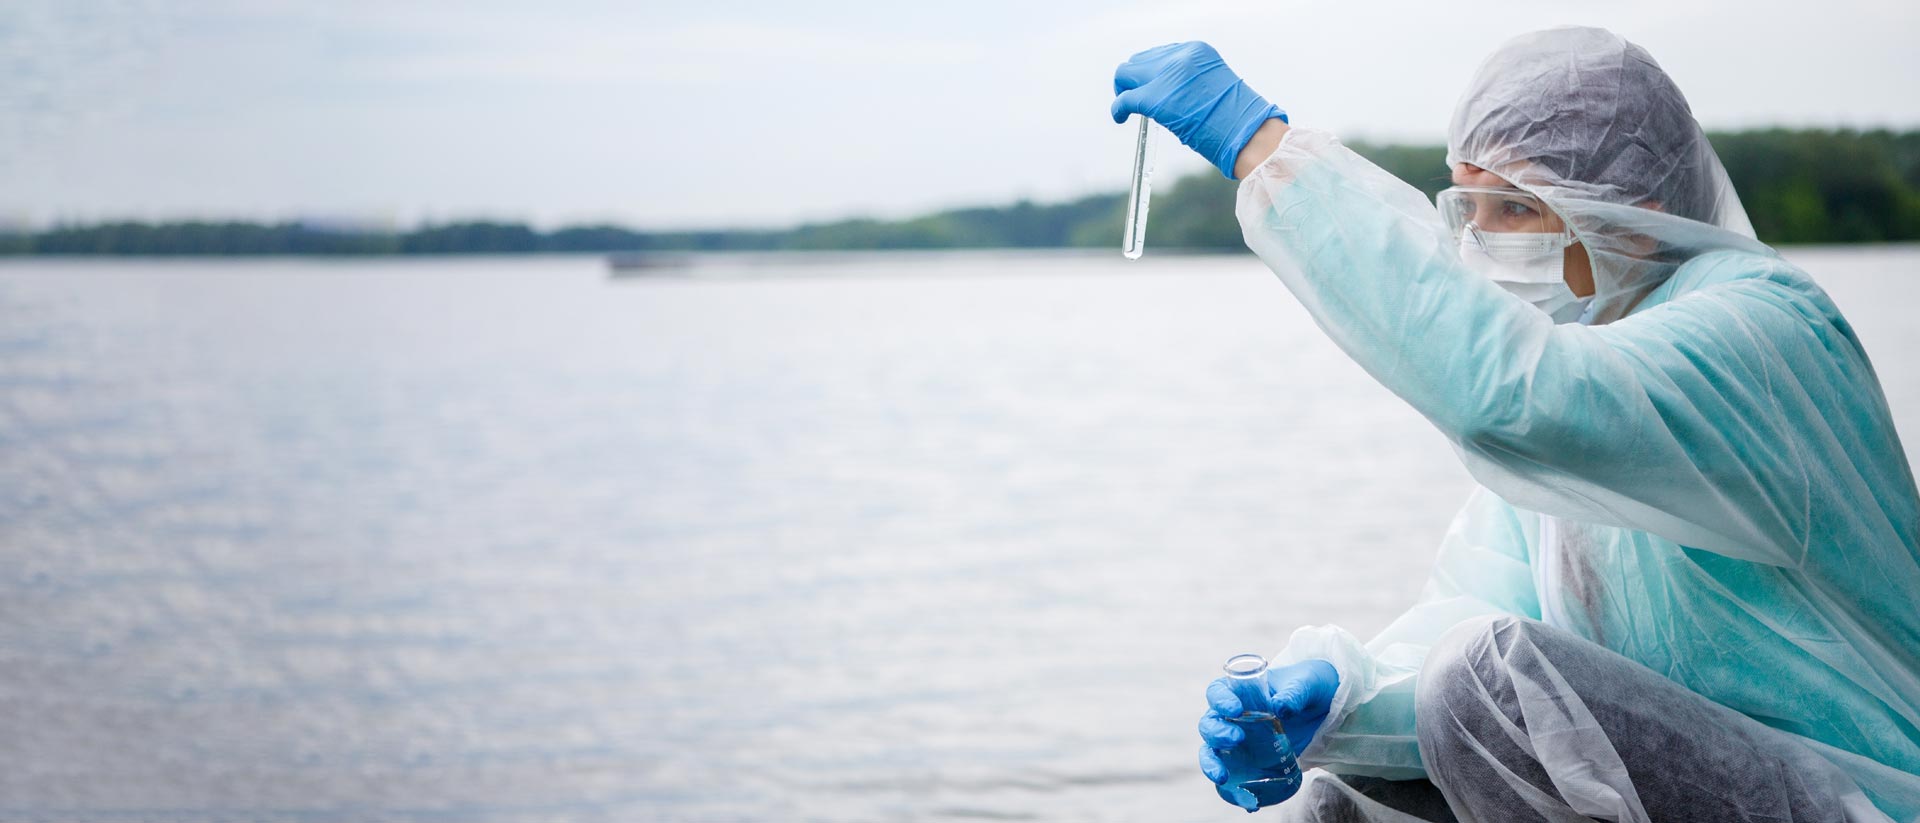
[8,129,1917,256]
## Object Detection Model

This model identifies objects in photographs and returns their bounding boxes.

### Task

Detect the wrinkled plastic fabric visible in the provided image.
[1417,615,1886,822]
[1272,771,1448,823]
[1233,26,1920,821]
[1273,618,1893,823]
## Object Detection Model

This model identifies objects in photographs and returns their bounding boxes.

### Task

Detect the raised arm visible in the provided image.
[1234,126,1843,568]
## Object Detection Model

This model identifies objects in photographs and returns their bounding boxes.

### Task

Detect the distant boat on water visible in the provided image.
[606,252,693,277]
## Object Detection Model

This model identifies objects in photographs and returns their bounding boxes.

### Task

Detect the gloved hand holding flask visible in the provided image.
[1198,655,1338,811]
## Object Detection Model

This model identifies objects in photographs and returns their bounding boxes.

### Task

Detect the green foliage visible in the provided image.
[1146,172,1242,250]
[25,221,401,254]
[1710,129,1920,243]
[0,230,32,255]
[781,194,1129,250]
[1348,142,1453,200]
[8,129,1919,256]
[401,222,538,254]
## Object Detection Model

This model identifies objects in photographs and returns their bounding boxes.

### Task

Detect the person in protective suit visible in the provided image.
[1110,26,1920,822]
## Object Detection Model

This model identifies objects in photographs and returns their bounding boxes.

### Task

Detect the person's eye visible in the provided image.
[1499,200,1538,221]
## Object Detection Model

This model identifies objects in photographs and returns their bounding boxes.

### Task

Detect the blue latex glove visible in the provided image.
[1197,659,1338,810]
[1110,42,1287,179]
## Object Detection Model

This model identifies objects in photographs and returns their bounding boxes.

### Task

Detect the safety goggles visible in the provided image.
[1436,186,1576,260]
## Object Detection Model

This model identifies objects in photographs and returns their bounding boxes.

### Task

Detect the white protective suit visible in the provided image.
[1238,27,1920,822]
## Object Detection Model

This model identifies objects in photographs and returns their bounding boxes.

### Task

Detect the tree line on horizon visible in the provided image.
[6,128,1918,256]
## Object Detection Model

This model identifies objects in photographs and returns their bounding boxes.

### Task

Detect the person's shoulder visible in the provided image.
[1659,249,1837,318]
[1632,249,1864,357]
[1668,248,1805,287]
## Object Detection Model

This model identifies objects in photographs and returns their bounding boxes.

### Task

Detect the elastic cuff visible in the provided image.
[1272,624,1370,766]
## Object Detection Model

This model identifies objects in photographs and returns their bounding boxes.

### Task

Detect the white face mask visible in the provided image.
[1458,229,1591,324]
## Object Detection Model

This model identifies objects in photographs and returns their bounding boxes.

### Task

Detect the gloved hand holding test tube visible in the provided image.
[1111,42,1286,260]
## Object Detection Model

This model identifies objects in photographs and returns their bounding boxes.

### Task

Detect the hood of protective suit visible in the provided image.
[1446,27,1774,324]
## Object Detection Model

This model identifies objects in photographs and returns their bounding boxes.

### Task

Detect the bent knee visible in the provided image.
[1414,615,1530,731]
[1420,615,1518,686]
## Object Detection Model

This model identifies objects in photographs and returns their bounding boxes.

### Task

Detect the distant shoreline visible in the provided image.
[6,129,1916,255]
[5,244,1914,267]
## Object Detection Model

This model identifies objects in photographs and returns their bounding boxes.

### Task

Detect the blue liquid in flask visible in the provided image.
[1219,653,1303,811]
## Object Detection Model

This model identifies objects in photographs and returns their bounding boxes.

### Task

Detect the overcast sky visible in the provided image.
[4,0,1917,229]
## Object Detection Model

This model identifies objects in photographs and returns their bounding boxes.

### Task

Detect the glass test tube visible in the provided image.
[1122,115,1155,260]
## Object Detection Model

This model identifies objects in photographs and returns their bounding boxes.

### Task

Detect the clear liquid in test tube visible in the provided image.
[1122,115,1155,260]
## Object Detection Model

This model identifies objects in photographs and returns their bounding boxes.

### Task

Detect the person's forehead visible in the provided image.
[1452,164,1511,185]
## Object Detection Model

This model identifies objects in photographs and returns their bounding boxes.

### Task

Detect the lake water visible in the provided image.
[2,247,1917,822]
